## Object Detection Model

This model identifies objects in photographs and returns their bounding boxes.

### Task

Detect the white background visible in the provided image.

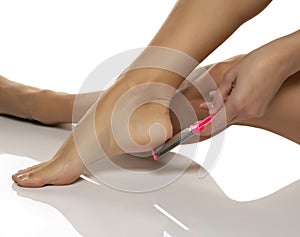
[0,0,300,236]
[0,0,299,93]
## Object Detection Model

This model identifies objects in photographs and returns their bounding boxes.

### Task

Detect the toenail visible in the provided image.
[17,173,29,181]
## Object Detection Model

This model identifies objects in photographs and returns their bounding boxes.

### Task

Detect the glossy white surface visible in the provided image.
[0,0,300,236]
[1,116,300,237]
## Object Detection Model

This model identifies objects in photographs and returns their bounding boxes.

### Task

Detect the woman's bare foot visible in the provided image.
[11,53,300,187]
[12,134,85,187]
[12,105,172,187]
[11,54,246,188]
[12,73,174,187]
[11,55,246,188]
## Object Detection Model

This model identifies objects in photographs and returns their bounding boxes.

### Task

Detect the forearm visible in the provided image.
[123,0,271,89]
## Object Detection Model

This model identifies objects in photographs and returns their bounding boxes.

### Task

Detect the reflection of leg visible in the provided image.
[0,75,101,124]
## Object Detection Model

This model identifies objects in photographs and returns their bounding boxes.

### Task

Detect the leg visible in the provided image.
[12,55,300,187]
[10,0,272,187]
[0,75,100,124]
[238,71,300,144]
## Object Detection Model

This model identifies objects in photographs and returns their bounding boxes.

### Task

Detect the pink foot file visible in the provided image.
[151,115,213,160]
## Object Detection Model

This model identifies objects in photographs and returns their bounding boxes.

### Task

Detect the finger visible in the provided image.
[210,71,236,114]
[200,100,237,137]
[199,102,212,110]
[200,90,216,110]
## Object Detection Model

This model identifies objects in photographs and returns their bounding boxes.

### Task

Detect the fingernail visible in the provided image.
[209,91,216,98]
[17,173,29,181]
[209,104,216,113]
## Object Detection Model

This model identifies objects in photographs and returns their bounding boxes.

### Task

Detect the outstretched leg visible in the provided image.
[0,75,100,125]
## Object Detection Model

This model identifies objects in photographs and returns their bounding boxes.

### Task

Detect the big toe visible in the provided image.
[13,168,52,187]
[12,162,81,187]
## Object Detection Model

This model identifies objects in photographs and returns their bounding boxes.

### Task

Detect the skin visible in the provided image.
[2,54,298,188]
[201,30,300,136]
[5,0,277,187]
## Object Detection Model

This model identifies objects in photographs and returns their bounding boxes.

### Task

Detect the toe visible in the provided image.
[13,161,81,187]
[17,163,47,175]
[12,163,48,185]
[14,170,47,187]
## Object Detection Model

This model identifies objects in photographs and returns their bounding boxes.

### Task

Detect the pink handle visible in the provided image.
[152,150,159,161]
[191,115,214,134]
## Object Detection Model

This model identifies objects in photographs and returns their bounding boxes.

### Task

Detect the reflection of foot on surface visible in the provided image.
[0,75,74,125]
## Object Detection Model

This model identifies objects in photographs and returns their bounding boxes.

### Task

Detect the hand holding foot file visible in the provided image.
[152,115,214,160]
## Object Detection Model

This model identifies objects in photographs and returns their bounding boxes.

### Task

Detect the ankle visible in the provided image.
[122,46,199,88]
[112,69,183,109]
